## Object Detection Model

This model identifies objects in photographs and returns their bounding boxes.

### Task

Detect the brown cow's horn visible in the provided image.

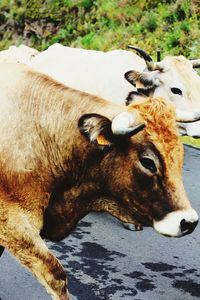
[190,59,200,68]
[111,112,145,136]
[127,45,153,62]
[176,109,200,123]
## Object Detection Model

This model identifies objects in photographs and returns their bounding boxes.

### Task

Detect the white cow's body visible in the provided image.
[0,45,39,64]
[29,44,145,103]
[1,43,200,136]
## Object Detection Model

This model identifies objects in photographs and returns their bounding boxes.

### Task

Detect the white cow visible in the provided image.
[0,44,39,64]
[28,43,200,136]
[1,43,200,136]
[30,44,145,103]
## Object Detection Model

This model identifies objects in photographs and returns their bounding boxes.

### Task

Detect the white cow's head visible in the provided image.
[124,46,200,137]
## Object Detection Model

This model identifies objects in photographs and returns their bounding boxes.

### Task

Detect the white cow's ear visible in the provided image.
[126,91,147,105]
[190,59,200,68]
[124,70,160,89]
[78,113,113,149]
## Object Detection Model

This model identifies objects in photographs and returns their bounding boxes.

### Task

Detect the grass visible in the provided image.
[0,0,200,58]
[181,136,200,149]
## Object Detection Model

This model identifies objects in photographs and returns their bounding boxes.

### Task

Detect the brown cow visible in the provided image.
[0,62,198,300]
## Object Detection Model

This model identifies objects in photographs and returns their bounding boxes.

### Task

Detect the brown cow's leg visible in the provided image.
[3,237,70,300]
[0,210,70,300]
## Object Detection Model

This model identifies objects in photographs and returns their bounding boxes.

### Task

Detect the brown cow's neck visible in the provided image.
[40,177,104,241]
[23,71,124,191]
[41,180,137,242]
[5,69,136,241]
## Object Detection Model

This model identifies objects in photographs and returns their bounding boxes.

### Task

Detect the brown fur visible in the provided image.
[128,97,183,168]
[0,63,193,299]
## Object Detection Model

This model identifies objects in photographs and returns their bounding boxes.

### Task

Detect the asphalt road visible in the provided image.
[0,145,200,300]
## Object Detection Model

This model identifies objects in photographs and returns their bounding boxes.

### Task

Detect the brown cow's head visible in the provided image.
[79,97,198,237]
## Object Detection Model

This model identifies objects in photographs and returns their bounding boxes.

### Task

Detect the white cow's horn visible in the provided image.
[112,112,145,136]
[176,109,200,123]
[127,45,153,62]
[146,61,165,72]
[190,59,200,69]
[127,45,165,72]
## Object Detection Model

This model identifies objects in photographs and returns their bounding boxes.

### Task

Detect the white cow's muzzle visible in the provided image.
[178,121,200,137]
[153,209,198,237]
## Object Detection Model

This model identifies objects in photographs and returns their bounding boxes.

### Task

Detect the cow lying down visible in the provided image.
[0,62,199,299]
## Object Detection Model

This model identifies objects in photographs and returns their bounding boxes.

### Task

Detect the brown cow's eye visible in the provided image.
[140,157,157,173]
[171,87,182,95]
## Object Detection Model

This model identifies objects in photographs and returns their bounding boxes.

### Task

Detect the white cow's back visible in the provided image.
[1,43,200,137]
[0,45,39,64]
[29,43,145,103]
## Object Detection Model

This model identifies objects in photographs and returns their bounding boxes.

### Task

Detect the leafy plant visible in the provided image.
[0,0,199,57]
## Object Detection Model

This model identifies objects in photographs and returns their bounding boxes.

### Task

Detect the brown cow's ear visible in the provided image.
[78,113,113,148]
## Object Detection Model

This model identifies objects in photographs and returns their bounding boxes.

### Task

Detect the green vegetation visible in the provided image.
[0,0,200,148]
[0,0,199,58]
[181,136,200,148]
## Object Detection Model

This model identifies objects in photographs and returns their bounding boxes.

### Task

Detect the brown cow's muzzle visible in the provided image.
[153,209,198,237]
[180,218,198,236]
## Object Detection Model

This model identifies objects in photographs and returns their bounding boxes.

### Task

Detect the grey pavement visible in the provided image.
[0,145,200,300]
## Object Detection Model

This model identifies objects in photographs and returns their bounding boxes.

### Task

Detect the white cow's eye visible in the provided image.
[171,87,182,95]
[140,157,157,173]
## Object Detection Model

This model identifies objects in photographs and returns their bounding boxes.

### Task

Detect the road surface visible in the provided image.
[0,145,200,300]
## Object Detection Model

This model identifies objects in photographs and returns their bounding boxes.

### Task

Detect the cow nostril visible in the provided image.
[180,218,198,235]
[180,219,187,231]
